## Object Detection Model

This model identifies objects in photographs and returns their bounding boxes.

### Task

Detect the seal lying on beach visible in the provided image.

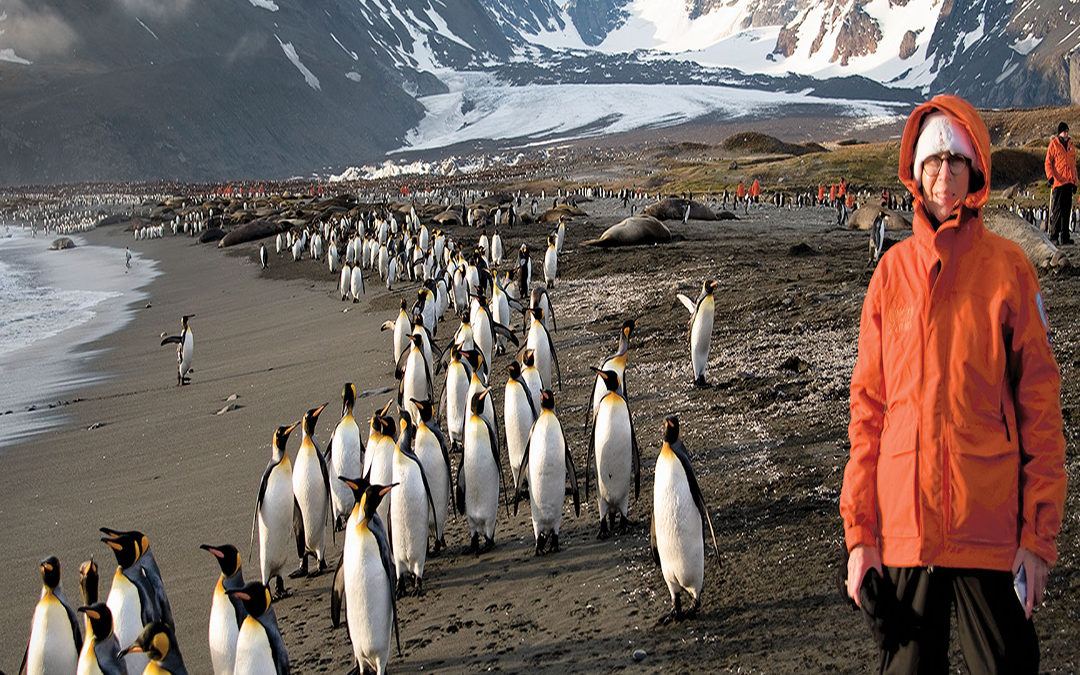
[582,215,672,247]
[983,208,1069,271]
[48,237,76,250]
[218,219,288,248]
[848,207,910,231]
[645,198,717,221]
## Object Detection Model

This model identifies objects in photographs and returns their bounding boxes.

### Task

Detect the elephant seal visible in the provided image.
[582,215,671,247]
[644,198,717,221]
[983,208,1068,271]
[48,237,76,250]
[217,219,287,247]
[848,207,910,231]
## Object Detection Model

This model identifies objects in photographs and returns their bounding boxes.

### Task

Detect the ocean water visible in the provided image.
[0,227,159,448]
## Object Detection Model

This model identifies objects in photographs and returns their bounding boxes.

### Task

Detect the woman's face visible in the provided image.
[920,152,971,223]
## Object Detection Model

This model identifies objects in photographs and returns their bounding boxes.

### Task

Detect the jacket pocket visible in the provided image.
[877,414,919,539]
[947,426,1019,546]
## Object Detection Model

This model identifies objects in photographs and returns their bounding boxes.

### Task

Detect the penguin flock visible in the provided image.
[24,195,726,674]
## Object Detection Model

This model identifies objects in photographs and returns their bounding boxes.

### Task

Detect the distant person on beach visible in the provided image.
[125,246,132,270]
[841,94,1066,672]
[1044,122,1076,246]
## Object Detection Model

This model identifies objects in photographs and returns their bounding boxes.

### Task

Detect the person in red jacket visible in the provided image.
[841,95,1066,672]
[1044,122,1077,246]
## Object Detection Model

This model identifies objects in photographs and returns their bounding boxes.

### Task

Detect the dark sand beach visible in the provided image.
[2,196,1077,672]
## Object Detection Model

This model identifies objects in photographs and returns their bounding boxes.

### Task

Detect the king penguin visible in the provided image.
[390,411,438,596]
[251,422,303,599]
[339,264,352,302]
[651,415,720,623]
[513,389,579,554]
[588,319,634,426]
[76,602,125,675]
[118,621,186,674]
[410,398,453,554]
[503,360,537,491]
[441,344,473,454]
[362,403,398,529]
[159,314,194,386]
[543,233,558,288]
[677,280,718,387]
[20,556,81,675]
[200,544,246,675]
[380,299,411,365]
[458,388,504,554]
[227,582,289,675]
[585,367,640,538]
[523,307,561,391]
[291,404,331,578]
[327,383,365,532]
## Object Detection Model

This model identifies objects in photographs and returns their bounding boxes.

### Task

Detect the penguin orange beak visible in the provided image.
[200,544,224,559]
[119,644,144,657]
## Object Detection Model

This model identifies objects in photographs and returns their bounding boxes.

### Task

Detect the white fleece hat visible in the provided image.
[913,111,978,179]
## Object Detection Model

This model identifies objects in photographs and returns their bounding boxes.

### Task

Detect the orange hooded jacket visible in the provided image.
[840,95,1067,570]
[1044,135,1078,188]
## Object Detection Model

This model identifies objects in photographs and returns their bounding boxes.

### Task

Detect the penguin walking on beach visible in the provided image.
[586,320,635,429]
[251,422,303,599]
[291,404,331,578]
[397,334,434,426]
[441,344,473,454]
[340,264,353,301]
[381,299,411,365]
[677,280,718,387]
[20,556,81,675]
[227,581,289,675]
[77,558,100,636]
[118,621,186,674]
[390,412,438,596]
[543,233,558,287]
[458,388,504,554]
[411,398,453,553]
[363,404,398,530]
[100,534,161,674]
[514,389,579,554]
[337,480,400,675]
[76,602,125,675]
[651,415,720,623]
[586,368,640,538]
[260,244,268,270]
[520,349,544,418]
[328,383,365,532]
[350,262,365,301]
[503,361,537,491]
[160,314,194,386]
[200,544,246,675]
[523,307,561,391]
[530,286,557,333]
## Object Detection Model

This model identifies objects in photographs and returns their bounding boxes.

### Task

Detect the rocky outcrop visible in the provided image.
[832,5,882,66]
[899,30,919,60]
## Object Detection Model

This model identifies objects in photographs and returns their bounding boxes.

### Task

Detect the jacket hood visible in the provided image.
[899,95,991,212]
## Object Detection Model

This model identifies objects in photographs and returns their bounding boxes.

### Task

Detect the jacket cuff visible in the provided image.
[1020,530,1058,566]
[845,525,877,553]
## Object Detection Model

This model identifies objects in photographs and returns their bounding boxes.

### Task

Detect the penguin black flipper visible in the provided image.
[584,407,597,502]
[369,516,402,657]
[405,448,440,541]
[57,587,83,655]
[429,422,454,511]
[160,335,182,346]
[670,440,721,561]
[455,460,466,516]
[323,437,333,464]
[330,557,345,627]
[394,348,410,381]
[262,608,290,674]
[676,293,696,319]
[629,404,641,500]
[512,431,532,515]
[251,461,275,558]
[484,418,510,517]
[562,427,580,517]
[650,510,660,565]
[493,321,519,346]
[292,498,306,560]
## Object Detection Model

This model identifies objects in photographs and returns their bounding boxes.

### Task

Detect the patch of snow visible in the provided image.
[0,48,31,65]
[345,71,362,82]
[1010,35,1041,55]
[995,61,1019,84]
[275,35,320,91]
[960,12,985,52]
[247,0,279,11]
[136,17,159,40]
[331,32,358,60]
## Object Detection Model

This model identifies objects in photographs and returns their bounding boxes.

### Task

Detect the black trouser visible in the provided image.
[1049,184,1074,244]
[878,566,1038,674]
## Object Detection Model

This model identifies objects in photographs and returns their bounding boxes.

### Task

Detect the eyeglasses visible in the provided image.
[922,154,970,177]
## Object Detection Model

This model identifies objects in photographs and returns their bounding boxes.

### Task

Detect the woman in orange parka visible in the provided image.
[841,95,1066,671]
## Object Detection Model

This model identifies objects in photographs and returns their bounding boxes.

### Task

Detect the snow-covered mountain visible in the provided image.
[0,0,1076,186]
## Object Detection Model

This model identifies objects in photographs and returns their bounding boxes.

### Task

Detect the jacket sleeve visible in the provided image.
[841,268,886,552]
[1045,143,1056,183]
[1008,261,1067,565]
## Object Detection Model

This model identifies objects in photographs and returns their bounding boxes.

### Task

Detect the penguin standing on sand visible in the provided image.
[291,404,331,578]
[677,280,718,386]
[260,244,268,270]
[160,314,194,386]
[586,368,640,538]
[227,581,289,675]
[503,361,536,490]
[520,349,543,418]
[458,388,503,554]
[338,479,401,675]
[523,307,561,390]
[390,411,438,596]
[350,261,365,301]
[101,535,156,674]
[543,233,558,287]
[76,602,125,675]
[251,422,303,599]
[363,403,398,529]
[411,398,453,553]
[328,384,365,532]
[441,344,473,454]
[118,621,186,674]
[20,556,81,675]
[200,544,246,675]
[381,299,411,364]
[588,320,634,423]
[514,389,579,554]
[98,528,172,628]
[651,415,720,623]
[340,264,353,301]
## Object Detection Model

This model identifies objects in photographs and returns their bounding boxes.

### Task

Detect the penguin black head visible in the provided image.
[226,581,272,619]
[273,421,299,451]
[40,556,62,589]
[78,602,114,642]
[459,310,471,324]
[79,558,99,605]
[530,306,545,322]
[463,348,483,371]
[410,398,434,423]
[341,383,356,412]
[663,415,681,445]
[506,361,522,379]
[340,474,370,503]
[373,413,396,439]
[591,367,620,393]
[181,314,194,326]
[101,532,141,569]
[121,620,177,662]
[413,314,426,329]
[397,410,413,435]
[360,483,397,523]
[200,544,241,578]
[704,279,719,294]
[622,318,636,336]
[411,333,424,350]
[303,404,327,435]
[469,388,490,415]
[399,298,407,311]
[522,349,536,368]
[539,389,556,411]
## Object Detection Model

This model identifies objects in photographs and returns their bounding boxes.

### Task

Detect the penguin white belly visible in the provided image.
[591,359,626,416]
[415,428,449,539]
[465,377,495,432]
[208,584,239,675]
[445,368,469,446]
[492,295,510,349]
[330,418,364,521]
[401,355,428,421]
[26,594,78,674]
[364,439,395,526]
[393,319,409,363]
[528,415,566,536]
[179,331,194,378]
[595,400,633,518]
[503,385,533,487]
[107,572,149,674]
[391,454,429,579]
[293,444,328,559]
[463,417,500,538]
[544,247,557,285]
[350,267,364,299]
[339,267,352,299]
[76,638,103,675]
[689,299,714,381]
[233,619,275,675]
[474,315,493,366]
[526,328,553,389]
[522,369,543,417]
[259,464,293,582]
[653,456,704,600]
[345,529,393,674]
